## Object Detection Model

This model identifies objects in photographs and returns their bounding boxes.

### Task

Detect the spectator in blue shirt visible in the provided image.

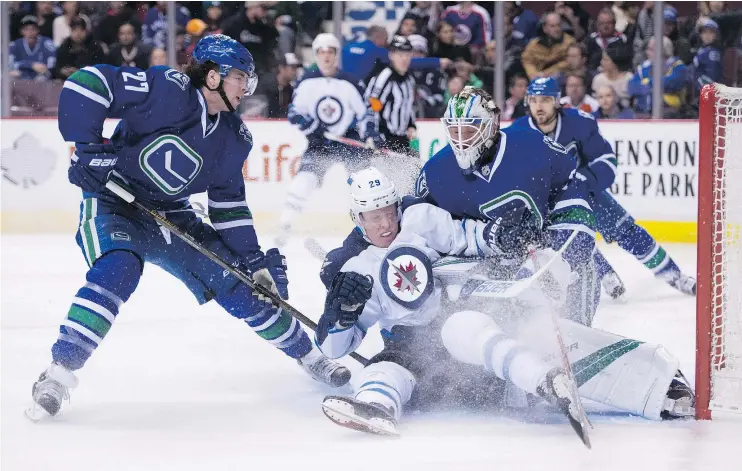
[693,19,723,93]
[341,26,449,84]
[142,1,190,50]
[628,36,690,117]
[507,1,539,49]
[9,15,56,81]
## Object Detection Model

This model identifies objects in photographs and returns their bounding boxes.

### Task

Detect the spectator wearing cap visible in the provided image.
[693,19,723,93]
[628,36,691,118]
[585,8,630,74]
[222,2,279,79]
[695,1,742,50]
[594,85,635,119]
[204,2,224,34]
[54,16,105,80]
[264,53,301,118]
[664,7,692,65]
[94,2,141,52]
[53,2,91,47]
[409,34,446,118]
[342,25,448,85]
[591,41,633,108]
[521,12,575,80]
[106,21,150,69]
[560,72,599,113]
[440,1,492,49]
[142,1,191,50]
[9,16,56,81]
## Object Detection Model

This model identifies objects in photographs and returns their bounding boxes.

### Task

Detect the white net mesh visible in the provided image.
[709,85,742,413]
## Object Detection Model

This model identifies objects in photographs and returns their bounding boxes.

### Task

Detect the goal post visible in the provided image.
[696,83,742,419]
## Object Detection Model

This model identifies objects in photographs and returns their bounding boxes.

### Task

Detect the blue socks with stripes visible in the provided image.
[52,251,141,370]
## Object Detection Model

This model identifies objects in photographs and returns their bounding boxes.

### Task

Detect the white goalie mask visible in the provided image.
[441,87,501,174]
[348,167,400,240]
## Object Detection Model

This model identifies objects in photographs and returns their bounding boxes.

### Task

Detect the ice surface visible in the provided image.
[2,235,741,471]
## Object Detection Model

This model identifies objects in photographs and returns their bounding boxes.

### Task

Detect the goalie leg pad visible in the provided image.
[441,310,552,395]
[556,319,680,420]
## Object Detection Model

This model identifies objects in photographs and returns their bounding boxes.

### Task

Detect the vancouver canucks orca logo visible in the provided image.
[380,245,434,309]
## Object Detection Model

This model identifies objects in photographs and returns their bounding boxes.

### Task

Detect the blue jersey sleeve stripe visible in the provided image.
[62,81,111,108]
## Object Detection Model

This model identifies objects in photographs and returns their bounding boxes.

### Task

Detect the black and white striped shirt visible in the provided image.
[364,65,416,138]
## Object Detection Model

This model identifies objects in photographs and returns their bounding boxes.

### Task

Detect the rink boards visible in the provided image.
[1,119,700,242]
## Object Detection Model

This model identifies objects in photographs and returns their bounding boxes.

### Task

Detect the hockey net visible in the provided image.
[696,84,742,419]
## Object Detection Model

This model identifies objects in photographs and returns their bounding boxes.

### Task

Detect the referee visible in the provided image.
[364,36,418,156]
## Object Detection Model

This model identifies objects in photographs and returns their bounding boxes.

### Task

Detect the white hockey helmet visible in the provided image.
[441,86,501,174]
[312,33,340,56]
[348,167,400,237]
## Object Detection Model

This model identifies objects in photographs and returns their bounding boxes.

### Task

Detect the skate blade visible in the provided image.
[24,403,50,423]
[322,399,399,437]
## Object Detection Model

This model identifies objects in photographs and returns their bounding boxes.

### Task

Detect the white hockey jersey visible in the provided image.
[288,69,374,141]
[316,201,495,359]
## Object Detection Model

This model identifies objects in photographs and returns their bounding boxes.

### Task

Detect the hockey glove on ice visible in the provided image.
[483,210,546,260]
[323,272,374,328]
[247,248,289,300]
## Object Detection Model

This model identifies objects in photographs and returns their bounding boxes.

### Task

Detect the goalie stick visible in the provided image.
[104,178,370,367]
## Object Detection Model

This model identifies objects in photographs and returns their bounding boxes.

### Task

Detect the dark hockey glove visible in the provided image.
[74,142,119,168]
[247,248,289,300]
[574,167,600,193]
[483,210,546,260]
[289,113,314,131]
[323,271,374,328]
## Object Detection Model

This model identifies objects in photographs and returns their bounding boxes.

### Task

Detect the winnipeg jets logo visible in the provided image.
[392,261,421,293]
[315,96,344,126]
[380,245,434,309]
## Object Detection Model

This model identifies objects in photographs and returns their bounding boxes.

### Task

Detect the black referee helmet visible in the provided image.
[388,35,413,52]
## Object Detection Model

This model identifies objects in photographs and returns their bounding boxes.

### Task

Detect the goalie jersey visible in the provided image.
[316,199,495,359]
[58,64,260,256]
[415,126,597,270]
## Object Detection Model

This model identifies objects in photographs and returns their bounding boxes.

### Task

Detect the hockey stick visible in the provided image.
[304,237,328,261]
[527,232,592,449]
[104,179,370,367]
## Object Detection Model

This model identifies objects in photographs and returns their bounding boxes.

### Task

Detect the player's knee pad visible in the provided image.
[558,319,679,420]
[353,361,417,415]
[441,310,503,366]
[87,250,142,302]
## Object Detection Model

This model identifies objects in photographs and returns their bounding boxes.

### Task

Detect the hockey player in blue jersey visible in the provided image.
[29,35,350,420]
[417,86,599,325]
[276,33,381,247]
[513,77,696,298]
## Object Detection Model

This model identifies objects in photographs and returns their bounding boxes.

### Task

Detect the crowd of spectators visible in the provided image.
[5,1,742,119]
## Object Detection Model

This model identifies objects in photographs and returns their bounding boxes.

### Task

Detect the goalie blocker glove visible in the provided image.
[483,209,547,259]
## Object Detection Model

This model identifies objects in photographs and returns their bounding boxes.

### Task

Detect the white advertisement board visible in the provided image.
[1,119,700,241]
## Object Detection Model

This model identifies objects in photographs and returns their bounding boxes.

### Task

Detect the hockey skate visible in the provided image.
[26,363,78,421]
[663,272,697,296]
[661,372,695,419]
[321,395,398,436]
[298,349,351,387]
[536,368,589,445]
[601,270,627,300]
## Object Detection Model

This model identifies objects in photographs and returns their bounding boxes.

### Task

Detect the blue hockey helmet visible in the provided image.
[193,34,258,96]
[526,77,561,101]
